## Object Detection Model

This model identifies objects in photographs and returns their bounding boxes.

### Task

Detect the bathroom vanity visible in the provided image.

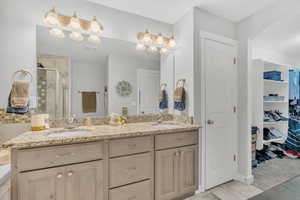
[3,122,200,200]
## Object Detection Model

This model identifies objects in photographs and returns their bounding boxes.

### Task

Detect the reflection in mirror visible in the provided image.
[36,25,161,119]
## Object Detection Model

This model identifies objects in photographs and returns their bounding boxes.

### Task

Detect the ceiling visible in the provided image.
[37,26,160,64]
[253,13,300,64]
[88,0,278,24]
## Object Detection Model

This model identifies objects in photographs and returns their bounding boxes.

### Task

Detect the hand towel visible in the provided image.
[82,92,97,113]
[10,80,30,108]
[174,87,185,103]
[6,92,29,114]
[159,90,168,109]
[174,87,186,111]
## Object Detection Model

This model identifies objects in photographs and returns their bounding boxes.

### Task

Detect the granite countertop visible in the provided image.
[2,121,200,150]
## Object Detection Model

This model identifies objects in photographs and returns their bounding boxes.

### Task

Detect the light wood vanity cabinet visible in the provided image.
[12,130,199,200]
[18,166,65,200]
[155,132,199,200]
[18,161,103,200]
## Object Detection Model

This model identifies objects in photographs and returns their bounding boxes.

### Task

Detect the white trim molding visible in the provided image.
[200,31,239,46]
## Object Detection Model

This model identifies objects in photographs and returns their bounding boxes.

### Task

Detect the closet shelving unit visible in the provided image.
[252,60,289,150]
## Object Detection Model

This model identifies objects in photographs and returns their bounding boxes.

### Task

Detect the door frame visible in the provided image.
[136,69,160,115]
[199,31,239,191]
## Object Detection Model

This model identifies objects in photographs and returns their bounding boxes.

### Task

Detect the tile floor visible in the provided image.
[252,158,300,191]
[187,158,300,200]
[186,181,263,200]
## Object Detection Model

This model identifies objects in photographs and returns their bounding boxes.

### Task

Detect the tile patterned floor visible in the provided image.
[252,158,300,191]
[186,181,263,200]
[187,158,300,200]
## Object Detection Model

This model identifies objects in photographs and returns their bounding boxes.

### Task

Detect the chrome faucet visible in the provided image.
[157,112,164,124]
[65,115,76,129]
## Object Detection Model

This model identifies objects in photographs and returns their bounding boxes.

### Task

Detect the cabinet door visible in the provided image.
[179,145,198,195]
[65,160,104,200]
[18,167,65,200]
[155,148,179,200]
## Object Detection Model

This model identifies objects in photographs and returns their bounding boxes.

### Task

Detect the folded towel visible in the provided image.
[159,90,168,109]
[174,87,186,111]
[82,92,97,113]
[6,91,29,114]
[174,87,185,103]
[10,80,30,108]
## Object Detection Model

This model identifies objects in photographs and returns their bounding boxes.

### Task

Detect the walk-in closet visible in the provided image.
[251,15,300,190]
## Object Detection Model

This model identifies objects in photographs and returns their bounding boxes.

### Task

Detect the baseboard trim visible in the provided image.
[234,173,254,184]
[196,185,205,193]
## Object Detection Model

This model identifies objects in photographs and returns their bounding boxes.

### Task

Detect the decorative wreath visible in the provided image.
[116,81,132,97]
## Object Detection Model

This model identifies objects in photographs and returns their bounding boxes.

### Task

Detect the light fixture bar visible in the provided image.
[43,8,104,43]
[136,30,176,55]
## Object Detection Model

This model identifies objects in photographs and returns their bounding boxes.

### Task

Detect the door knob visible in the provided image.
[57,173,63,179]
[68,171,73,177]
[207,120,214,125]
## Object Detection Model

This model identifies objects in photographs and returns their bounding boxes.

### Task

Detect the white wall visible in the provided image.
[171,7,238,190]
[193,7,237,124]
[194,8,237,40]
[174,9,195,117]
[172,8,238,118]
[71,59,107,118]
[108,54,160,115]
[0,0,172,109]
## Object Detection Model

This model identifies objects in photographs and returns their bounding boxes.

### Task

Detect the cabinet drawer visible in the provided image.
[110,153,152,188]
[17,142,103,171]
[109,180,152,200]
[155,132,198,150]
[110,136,153,157]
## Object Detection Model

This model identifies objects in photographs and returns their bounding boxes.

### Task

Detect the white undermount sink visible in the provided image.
[47,129,91,138]
[151,123,182,129]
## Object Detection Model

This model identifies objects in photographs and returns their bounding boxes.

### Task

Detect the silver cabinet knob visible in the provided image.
[57,173,63,179]
[68,171,73,177]
[207,120,214,125]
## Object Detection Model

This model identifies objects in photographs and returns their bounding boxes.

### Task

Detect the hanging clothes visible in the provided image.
[159,89,168,110]
[289,69,300,100]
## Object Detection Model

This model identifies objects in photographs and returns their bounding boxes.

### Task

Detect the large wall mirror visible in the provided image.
[36,25,161,119]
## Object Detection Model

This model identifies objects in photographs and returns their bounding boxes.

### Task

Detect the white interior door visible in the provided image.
[137,69,160,115]
[203,37,237,189]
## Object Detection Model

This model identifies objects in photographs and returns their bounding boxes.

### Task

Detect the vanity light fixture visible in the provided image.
[89,16,104,36]
[43,8,104,44]
[156,33,164,45]
[136,43,146,51]
[142,30,152,44]
[44,8,60,27]
[69,31,84,41]
[148,46,158,53]
[160,47,168,54]
[49,28,65,38]
[69,12,81,31]
[136,30,176,55]
[168,36,177,48]
[88,34,101,43]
